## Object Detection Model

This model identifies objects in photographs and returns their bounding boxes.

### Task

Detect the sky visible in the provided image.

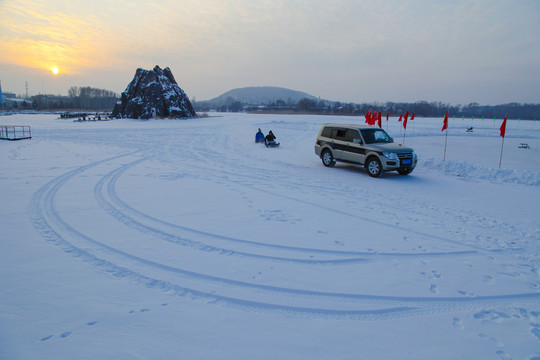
[1,0,539,105]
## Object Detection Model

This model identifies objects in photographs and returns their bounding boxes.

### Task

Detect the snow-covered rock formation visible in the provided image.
[112,65,196,119]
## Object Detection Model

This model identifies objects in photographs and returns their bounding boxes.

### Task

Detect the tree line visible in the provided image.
[193,98,540,120]
[31,86,119,111]
[11,88,540,120]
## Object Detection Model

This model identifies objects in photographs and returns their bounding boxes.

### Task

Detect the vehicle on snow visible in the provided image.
[314,124,417,177]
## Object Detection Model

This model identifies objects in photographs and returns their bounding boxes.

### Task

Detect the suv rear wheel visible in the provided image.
[321,149,335,167]
[366,157,382,177]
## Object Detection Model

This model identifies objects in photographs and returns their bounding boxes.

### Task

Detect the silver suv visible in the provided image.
[314,124,417,177]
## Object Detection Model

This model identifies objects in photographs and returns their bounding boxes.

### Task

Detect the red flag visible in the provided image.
[365,112,376,126]
[500,115,508,138]
[411,113,415,120]
[441,111,448,132]
[370,113,377,125]
[403,115,408,129]
[398,114,403,122]
[404,111,409,122]
[377,112,382,128]
[386,112,389,121]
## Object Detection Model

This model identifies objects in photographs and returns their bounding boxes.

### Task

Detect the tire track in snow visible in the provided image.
[98,156,481,263]
[27,155,427,319]
[27,155,540,320]
[161,149,494,253]
[176,129,522,252]
[95,158,370,265]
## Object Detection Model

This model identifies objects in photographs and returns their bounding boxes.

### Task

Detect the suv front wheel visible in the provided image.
[321,149,335,167]
[366,157,382,177]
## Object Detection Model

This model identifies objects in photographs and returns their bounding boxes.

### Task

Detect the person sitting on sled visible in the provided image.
[265,130,278,146]
[255,128,265,143]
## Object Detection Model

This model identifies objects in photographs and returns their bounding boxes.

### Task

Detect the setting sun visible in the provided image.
[51,66,59,75]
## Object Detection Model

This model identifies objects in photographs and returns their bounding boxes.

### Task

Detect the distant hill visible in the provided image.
[205,86,318,105]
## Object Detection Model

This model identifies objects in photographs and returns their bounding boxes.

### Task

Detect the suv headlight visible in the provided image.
[382,152,399,161]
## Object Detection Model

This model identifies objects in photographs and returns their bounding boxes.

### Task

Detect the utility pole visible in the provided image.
[26,81,29,99]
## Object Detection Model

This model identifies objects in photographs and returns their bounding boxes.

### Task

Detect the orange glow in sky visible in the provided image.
[0,0,539,104]
[51,67,59,75]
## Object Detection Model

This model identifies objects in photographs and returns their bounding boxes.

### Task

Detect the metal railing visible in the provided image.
[0,125,32,140]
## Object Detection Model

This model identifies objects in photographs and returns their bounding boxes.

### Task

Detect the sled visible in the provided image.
[265,141,280,148]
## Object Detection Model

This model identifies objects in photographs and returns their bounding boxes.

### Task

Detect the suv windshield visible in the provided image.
[360,129,393,144]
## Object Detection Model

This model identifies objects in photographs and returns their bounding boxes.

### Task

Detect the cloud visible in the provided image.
[1,0,539,103]
[0,1,118,73]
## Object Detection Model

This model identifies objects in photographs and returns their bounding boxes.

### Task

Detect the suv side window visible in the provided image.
[332,128,347,140]
[345,129,360,143]
[320,127,333,138]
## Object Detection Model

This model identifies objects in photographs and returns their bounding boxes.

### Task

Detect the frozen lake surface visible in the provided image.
[1,112,539,359]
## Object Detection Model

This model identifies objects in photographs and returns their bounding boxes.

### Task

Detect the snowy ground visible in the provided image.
[1,112,539,359]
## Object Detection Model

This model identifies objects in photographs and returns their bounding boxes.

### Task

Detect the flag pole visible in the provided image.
[443,127,448,161]
[499,136,505,169]
[402,111,409,144]
[499,115,508,168]
[442,111,449,162]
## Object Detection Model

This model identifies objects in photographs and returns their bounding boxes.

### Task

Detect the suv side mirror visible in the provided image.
[353,138,363,144]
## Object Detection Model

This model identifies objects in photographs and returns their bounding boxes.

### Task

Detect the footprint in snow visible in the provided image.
[478,333,504,347]
[495,350,511,359]
[530,324,540,341]
[40,320,98,342]
[458,290,476,297]
[429,284,439,294]
[452,317,464,330]
[474,310,510,322]
[130,308,151,313]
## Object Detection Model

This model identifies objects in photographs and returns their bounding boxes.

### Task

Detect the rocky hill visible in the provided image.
[112,65,196,119]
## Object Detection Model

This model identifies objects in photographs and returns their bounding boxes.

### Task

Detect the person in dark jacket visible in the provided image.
[265,130,278,147]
